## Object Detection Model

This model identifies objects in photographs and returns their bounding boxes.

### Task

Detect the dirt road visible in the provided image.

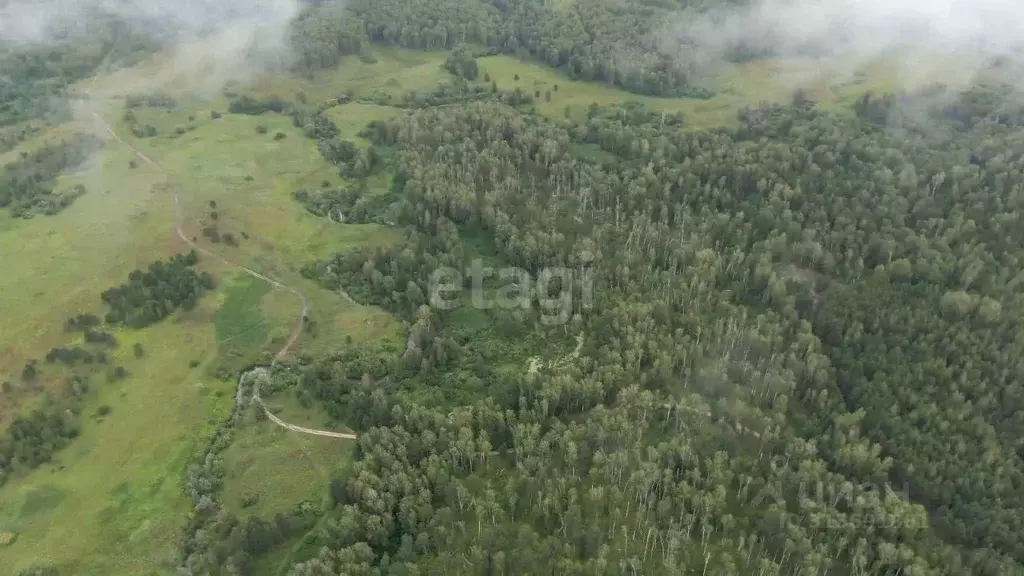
[92,111,354,441]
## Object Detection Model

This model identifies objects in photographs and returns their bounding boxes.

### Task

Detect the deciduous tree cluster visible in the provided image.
[0,134,98,218]
[101,250,214,327]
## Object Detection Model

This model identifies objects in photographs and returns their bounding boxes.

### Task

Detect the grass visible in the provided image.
[324,104,403,145]
[212,272,275,373]
[261,389,353,434]
[0,314,231,575]
[0,47,420,573]
[0,136,174,424]
[244,47,450,106]
[477,52,972,129]
[219,418,353,521]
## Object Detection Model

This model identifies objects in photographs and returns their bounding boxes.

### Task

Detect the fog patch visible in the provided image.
[1,0,301,95]
[670,0,1024,94]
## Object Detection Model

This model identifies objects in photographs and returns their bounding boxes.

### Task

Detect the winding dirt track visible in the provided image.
[91,111,356,441]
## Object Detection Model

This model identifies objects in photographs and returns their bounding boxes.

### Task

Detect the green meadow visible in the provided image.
[0,48,421,573]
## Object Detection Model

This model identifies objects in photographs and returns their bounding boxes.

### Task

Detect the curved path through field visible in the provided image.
[91,111,356,441]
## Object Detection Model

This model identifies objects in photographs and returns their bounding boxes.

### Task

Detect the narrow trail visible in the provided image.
[91,111,355,441]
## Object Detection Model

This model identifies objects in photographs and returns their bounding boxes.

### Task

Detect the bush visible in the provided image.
[241,492,259,508]
[210,110,222,119]
[133,343,144,358]
[96,405,111,417]
[255,124,268,134]
[130,124,157,138]
[229,95,288,115]
[274,132,286,140]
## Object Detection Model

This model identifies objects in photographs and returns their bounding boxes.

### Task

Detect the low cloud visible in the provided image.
[684,0,1024,59]
[1,0,301,94]
[675,0,1024,93]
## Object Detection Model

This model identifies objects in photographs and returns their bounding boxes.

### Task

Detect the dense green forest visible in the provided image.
[173,73,1024,574]
[291,0,719,97]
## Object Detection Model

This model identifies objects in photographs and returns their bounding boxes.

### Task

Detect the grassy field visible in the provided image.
[0,47,420,573]
[220,416,355,576]
[0,136,174,424]
[220,417,353,519]
[476,52,972,128]
[0,312,231,575]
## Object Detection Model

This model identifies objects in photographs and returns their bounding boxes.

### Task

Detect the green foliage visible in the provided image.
[228,95,289,116]
[211,274,272,376]
[100,250,213,328]
[0,9,158,127]
[129,124,157,138]
[269,89,1024,575]
[0,134,98,218]
[124,92,177,110]
[1,406,79,473]
[444,45,479,80]
[293,184,398,225]
[289,0,713,97]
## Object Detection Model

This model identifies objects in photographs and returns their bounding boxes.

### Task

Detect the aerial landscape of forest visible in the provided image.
[2,0,1024,574]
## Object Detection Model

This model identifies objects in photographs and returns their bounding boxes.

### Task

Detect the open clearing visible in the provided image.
[477,50,975,127]
[0,314,229,575]
[220,417,353,520]
[0,48,417,574]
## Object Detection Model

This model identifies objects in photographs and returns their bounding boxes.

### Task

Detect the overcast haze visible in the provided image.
[684,0,1024,59]
[0,0,299,46]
